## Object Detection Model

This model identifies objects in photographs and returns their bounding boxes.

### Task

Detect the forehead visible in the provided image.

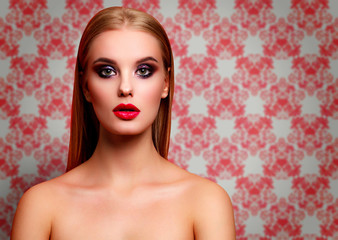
[88,29,162,63]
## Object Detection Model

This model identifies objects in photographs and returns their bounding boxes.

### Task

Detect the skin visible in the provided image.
[11,29,236,240]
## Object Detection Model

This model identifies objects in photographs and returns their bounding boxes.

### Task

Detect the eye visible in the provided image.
[97,66,116,78]
[136,64,153,78]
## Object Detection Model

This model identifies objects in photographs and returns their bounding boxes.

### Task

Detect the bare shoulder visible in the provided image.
[11,178,60,240]
[176,169,236,240]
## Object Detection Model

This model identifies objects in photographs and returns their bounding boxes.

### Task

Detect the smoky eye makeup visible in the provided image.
[94,65,117,78]
[135,64,156,79]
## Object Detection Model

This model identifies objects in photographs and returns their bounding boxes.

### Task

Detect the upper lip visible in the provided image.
[113,103,140,112]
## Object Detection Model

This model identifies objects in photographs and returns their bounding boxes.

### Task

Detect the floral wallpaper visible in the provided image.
[0,0,337,239]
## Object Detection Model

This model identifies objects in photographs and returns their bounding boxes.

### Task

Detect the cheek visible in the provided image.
[138,80,165,109]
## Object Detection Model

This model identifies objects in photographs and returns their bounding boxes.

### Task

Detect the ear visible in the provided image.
[81,72,92,102]
[161,68,170,99]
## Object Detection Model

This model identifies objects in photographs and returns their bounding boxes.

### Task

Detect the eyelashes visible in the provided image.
[136,64,153,78]
[94,64,155,79]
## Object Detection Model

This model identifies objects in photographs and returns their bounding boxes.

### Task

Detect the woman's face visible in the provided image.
[84,29,169,136]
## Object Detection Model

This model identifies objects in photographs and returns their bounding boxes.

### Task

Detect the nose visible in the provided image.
[118,74,133,97]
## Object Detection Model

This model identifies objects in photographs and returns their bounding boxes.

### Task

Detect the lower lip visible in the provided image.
[113,111,140,120]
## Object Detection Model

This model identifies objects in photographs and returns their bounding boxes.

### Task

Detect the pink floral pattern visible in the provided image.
[260,78,306,119]
[0,78,24,119]
[204,18,248,59]
[34,138,67,177]
[5,0,51,36]
[62,0,103,31]
[289,174,333,216]
[233,174,277,216]
[316,138,338,179]
[175,114,219,155]
[35,78,72,119]
[34,18,79,59]
[175,0,219,35]
[0,1,337,237]
[260,138,304,179]
[288,114,332,156]
[289,54,333,96]
[204,138,248,179]
[232,114,276,156]
[316,199,338,238]
[0,138,22,179]
[259,18,304,59]
[204,78,249,119]
[177,54,220,95]
[7,54,51,95]
[287,0,332,36]
[316,18,338,59]
[260,198,306,238]
[233,54,277,96]
[0,18,22,59]
[6,114,50,156]
[317,79,338,119]
[231,0,276,36]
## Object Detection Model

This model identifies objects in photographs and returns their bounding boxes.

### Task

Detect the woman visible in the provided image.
[11,7,235,239]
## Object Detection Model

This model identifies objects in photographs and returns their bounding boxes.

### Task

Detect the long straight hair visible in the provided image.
[66,7,174,171]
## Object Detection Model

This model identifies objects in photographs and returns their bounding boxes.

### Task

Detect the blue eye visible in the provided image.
[97,66,116,78]
[136,65,153,78]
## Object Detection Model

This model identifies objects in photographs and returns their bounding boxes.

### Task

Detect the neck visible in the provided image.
[87,125,163,187]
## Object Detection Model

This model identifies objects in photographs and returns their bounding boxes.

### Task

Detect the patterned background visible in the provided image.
[0,0,338,239]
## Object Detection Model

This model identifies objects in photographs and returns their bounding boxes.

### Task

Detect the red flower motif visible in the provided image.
[5,0,51,36]
[162,18,192,57]
[316,138,338,179]
[260,198,306,238]
[175,114,219,156]
[177,54,220,95]
[232,204,250,237]
[35,78,72,119]
[204,138,248,179]
[317,79,338,119]
[316,18,338,59]
[232,114,276,156]
[168,141,192,170]
[7,174,46,205]
[0,198,14,236]
[171,84,193,119]
[289,174,333,216]
[34,138,67,177]
[0,18,22,59]
[6,114,50,156]
[62,0,103,31]
[260,78,306,119]
[287,0,332,36]
[0,78,24,119]
[289,54,333,96]
[233,54,277,96]
[0,138,22,179]
[203,17,248,59]
[288,114,332,156]
[260,138,304,179]
[34,18,79,59]
[7,54,51,95]
[317,199,338,238]
[123,0,163,22]
[231,0,276,36]
[259,18,304,59]
[204,78,249,119]
[175,0,220,35]
[233,174,277,216]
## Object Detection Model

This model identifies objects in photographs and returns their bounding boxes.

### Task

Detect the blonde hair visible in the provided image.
[67,7,174,171]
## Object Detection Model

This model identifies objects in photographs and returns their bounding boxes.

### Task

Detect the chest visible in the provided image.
[50,188,194,240]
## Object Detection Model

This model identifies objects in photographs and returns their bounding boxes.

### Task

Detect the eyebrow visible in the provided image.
[93,56,159,65]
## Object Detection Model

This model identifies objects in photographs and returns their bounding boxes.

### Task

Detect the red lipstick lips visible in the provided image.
[113,103,140,120]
